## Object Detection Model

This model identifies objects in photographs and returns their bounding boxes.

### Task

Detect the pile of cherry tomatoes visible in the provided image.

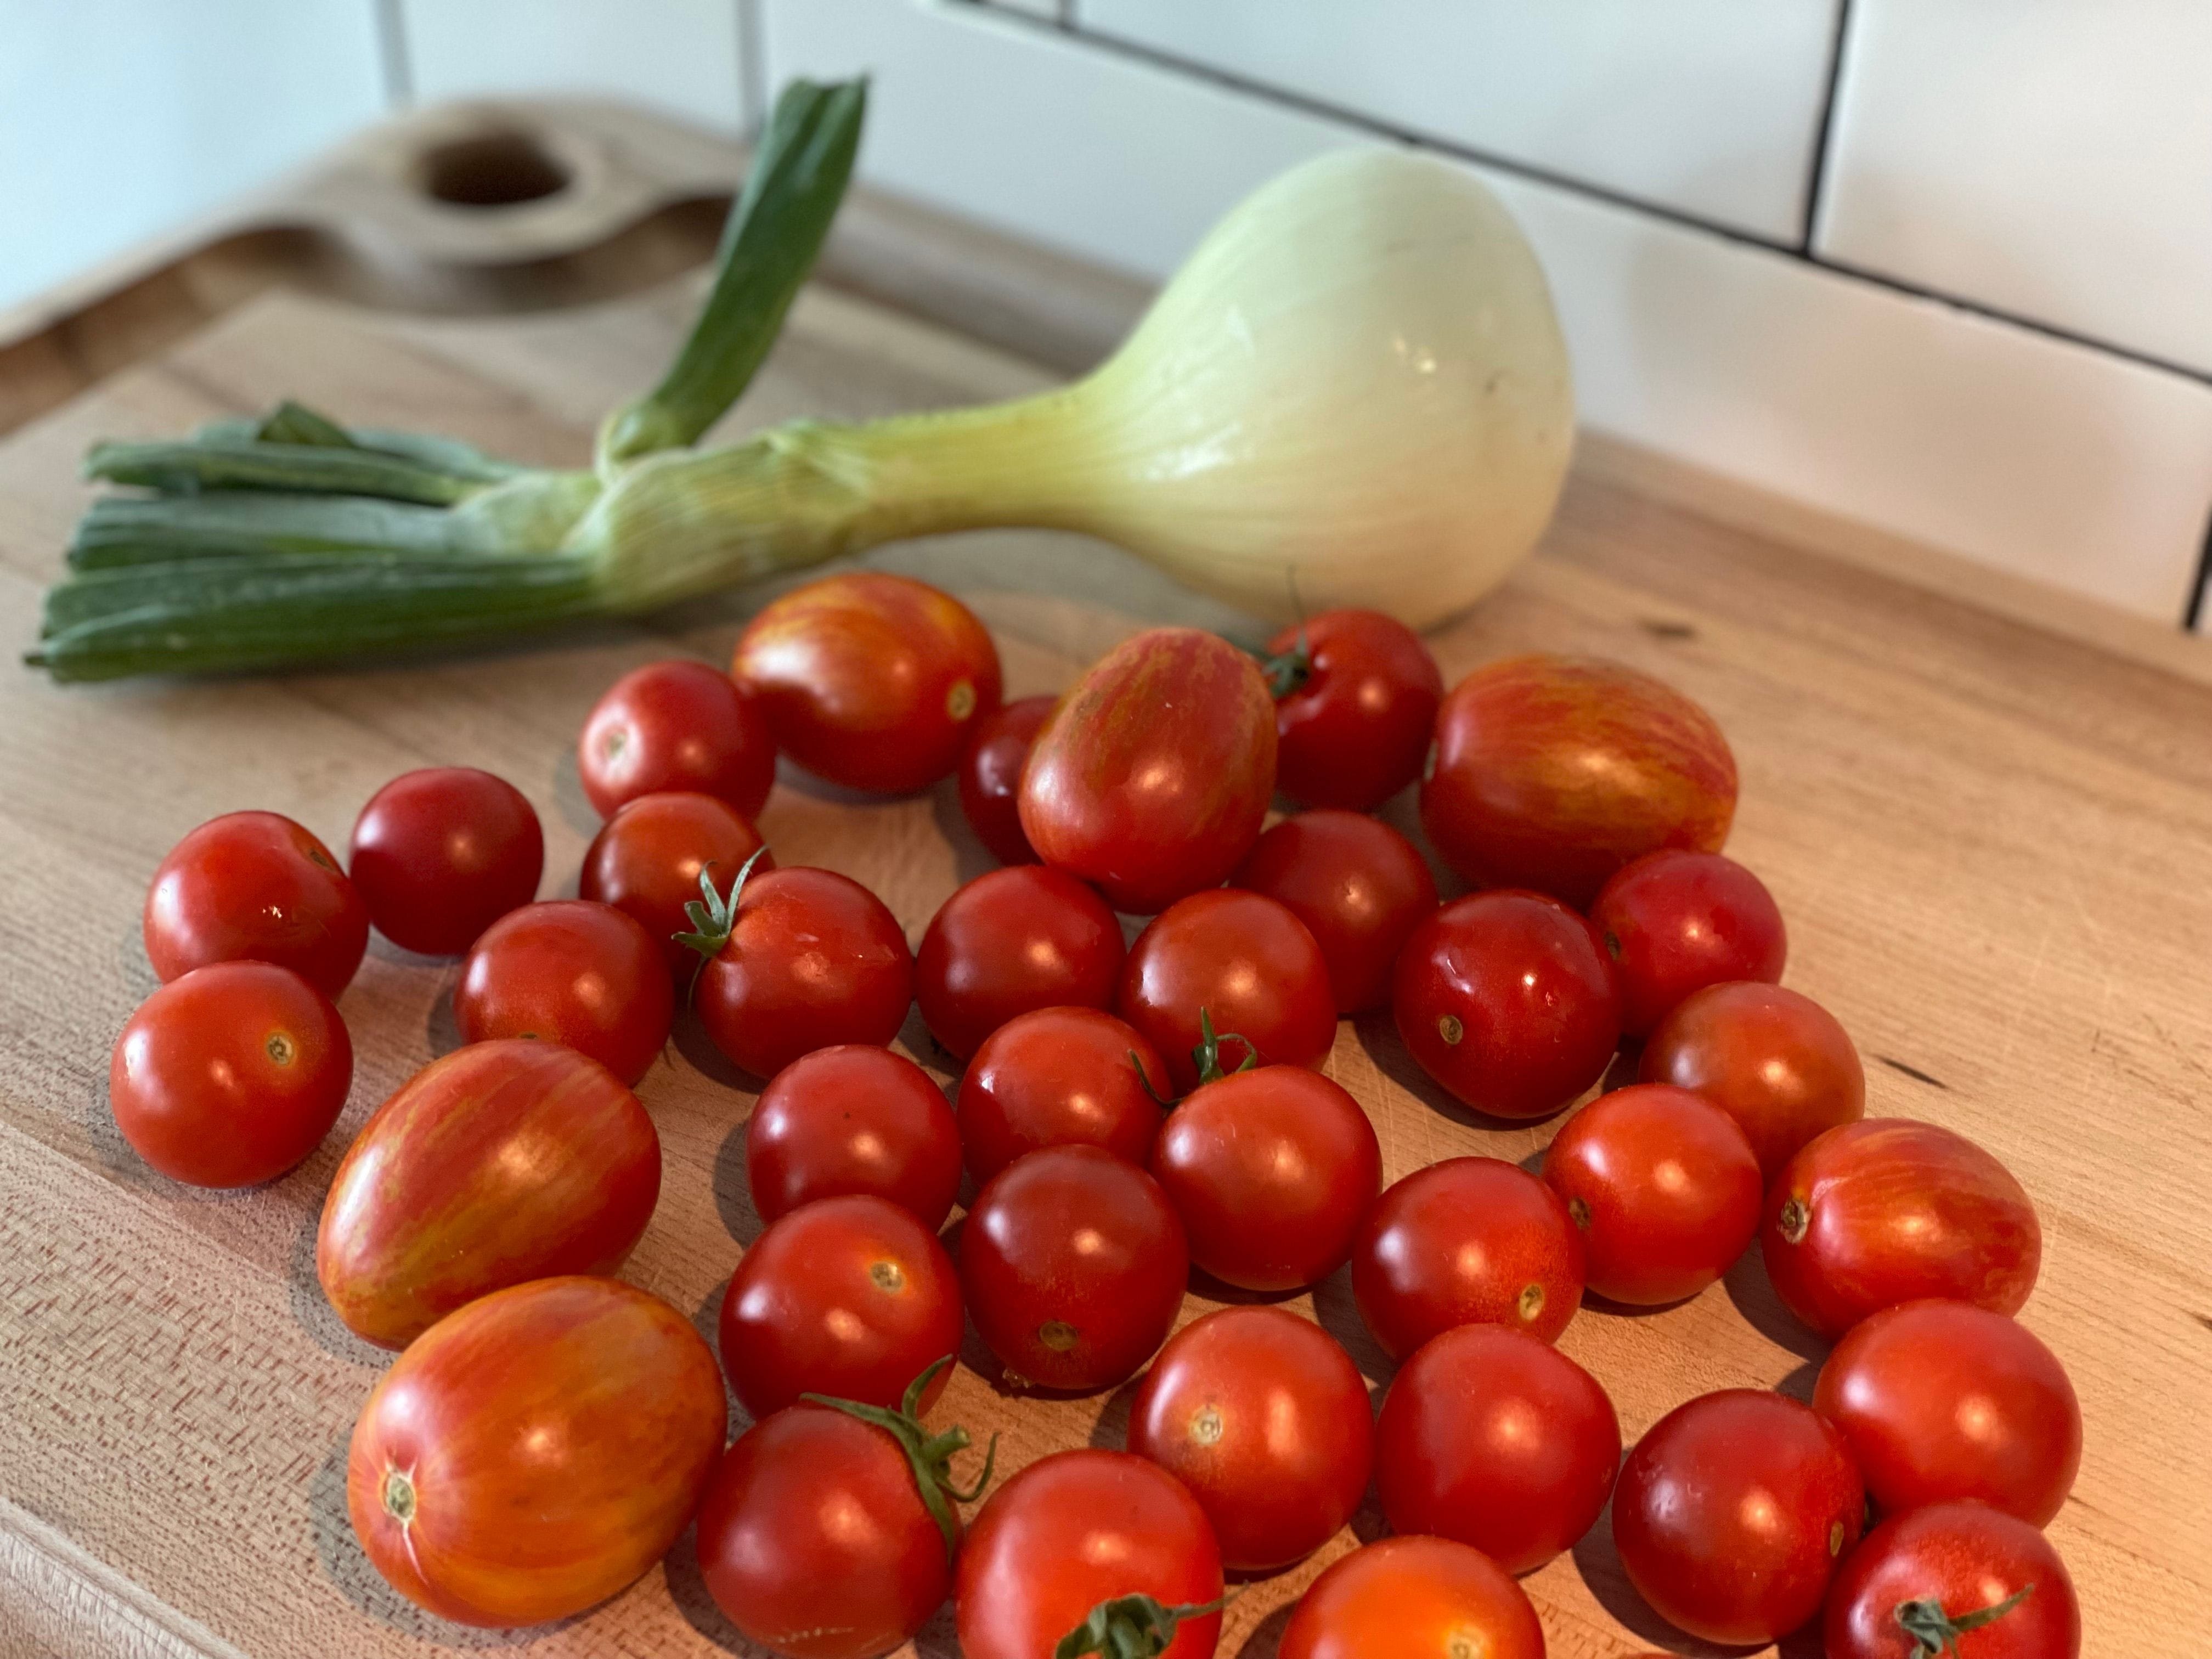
[109,569,2082,1657]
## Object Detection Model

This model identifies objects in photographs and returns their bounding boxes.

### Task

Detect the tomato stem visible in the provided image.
[1054,1592,1226,1659]
[1249,624,1312,701]
[673,844,772,1003]
[802,1356,998,1561]
[1189,1007,1259,1088]
[1894,1584,2034,1656]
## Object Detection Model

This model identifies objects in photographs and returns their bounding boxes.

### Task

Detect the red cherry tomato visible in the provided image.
[1589,849,1786,1035]
[1126,1307,1372,1572]
[1020,627,1276,915]
[1352,1156,1584,1358]
[1392,889,1621,1120]
[1375,1323,1620,1575]
[961,1145,1188,1392]
[1816,1299,2080,1526]
[916,865,1125,1059]
[1279,1536,1544,1659]
[1150,1066,1381,1292]
[958,693,1054,865]
[1824,1502,2080,1659]
[731,572,1001,794]
[1613,1388,1864,1645]
[454,900,673,1086]
[747,1045,962,1229]
[347,1277,725,1627]
[1542,1082,1762,1305]
[143,810,368,995]
[576,658,774,821]
[580,791,771,979]
[1765,1118,2042,1340]
[956,1449,1223,1659]
[348,766,543,956]
[109,962,351,1188]
[1230,810,1438,1013]
[1118,889,1336,1094]
[1266,608,1443,811]
[1640,980,1865,1177]
[955,1006,1169,1183]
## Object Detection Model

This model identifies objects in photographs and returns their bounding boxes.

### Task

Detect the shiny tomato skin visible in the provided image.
[916,865,1125,1059]
[1825,1502,2080,1659]
[956,1449,1223,1659]
[143,810,368,995]
[719,1195,961,1419]
[1150,1067,1381,1293]
[697,1404,954,1659]
[747,1045,961,1229]
[1613,1388,1864,1645]
[348,766,543,956]
[732,572,1001,794]
[109,962,352,1188]
[1352,1156,1584,1359]
[1230,810,1438,1013]
[1816,1299,2079,1526]
[1126,1307,1372,1572]
[958,693,1055,865]
[577,658,775,821]
[317,1040,660,1348]
[1542,1082,1763,1305]
[454,900,673,1086]
[961,1145,1188,1392]
[1765,1118,2042,1340]
[1590,849,1787,1035]
[1118,889,1336,1094]
[1279,1536,1544,1659]
[1641,980,1865,1177]
[1375,1323,1620,1575]
[695,866,915,1081]
[954,1006,1169,1183]
[347,1276,726,1627]
[579,791,771,979]
[1020,627,1277,915]
[1269,609,1443,812]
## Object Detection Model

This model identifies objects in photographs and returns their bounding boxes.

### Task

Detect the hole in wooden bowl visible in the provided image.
[416,132,571,207]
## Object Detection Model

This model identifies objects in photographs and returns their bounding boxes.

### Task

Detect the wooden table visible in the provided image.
[1,101,2206,1659]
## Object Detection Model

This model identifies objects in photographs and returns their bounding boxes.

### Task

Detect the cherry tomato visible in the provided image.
[454,900,673,1086]
[1613,1388,1864,1645]
[955,1006,1169,1183]
[1126,1307,1371,1572]
[1824,1502,2080,1659]
[1767,1116,2042,1342]
[1279,1536,1544,1659]
[576,657,774,821]
[1375,1323,1620,1575]
[1640,980,1865,1177]
[1151,1066,1381,1292]
[143,810,367,995]
[1392,889,1621,1120]
[1118,889,1336,1093]
[579,791,771,978]
[1352,1156,1584,1358]
[1541,1082,1762,1305]
[1020,627,1276,915]
[1589,848,1786,1035]
[956,1449,1223,1659]
[1266,608,1443,811]
[916,865,1125,1059]
[347,1277,725,1627]
[1816,1299,2080,1527]
[1421,653,1738,906]
[317,1040,660,1348]
[348,766,543,956]
[691,864,915,1081]
[961,1145,1188,1392]
[732,572,1001,794]
[109,962,351,1188]
[719,1194,964,1419]
[747,1045,962,1229]
[958,693,1054,865]
[1230,810,1438,1013]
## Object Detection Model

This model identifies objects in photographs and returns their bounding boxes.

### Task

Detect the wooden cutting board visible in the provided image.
[1,102,2208,1659]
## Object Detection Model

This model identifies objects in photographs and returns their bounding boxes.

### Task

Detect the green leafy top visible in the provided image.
[802,1357,997,1559]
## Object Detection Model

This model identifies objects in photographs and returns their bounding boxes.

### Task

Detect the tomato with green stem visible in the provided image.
[1118,889,1336,1094]
[1640,980,1864,1178]
[454,899,673,1086]
[1262,608,1443,812]
[1824,1502,2079,1659]
[1589,848,1787,1035]
[1279,1537,1544,1659]
[577,657,775,820]
[579,791,771,978]
[1230,810,1437,1013]
[349,766,544,956]
[747,1045,962,1228]
[916,865,1125,1059]
[954,1006,1169,1183]
[143,809,368,995]
[958,693,1054,865]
